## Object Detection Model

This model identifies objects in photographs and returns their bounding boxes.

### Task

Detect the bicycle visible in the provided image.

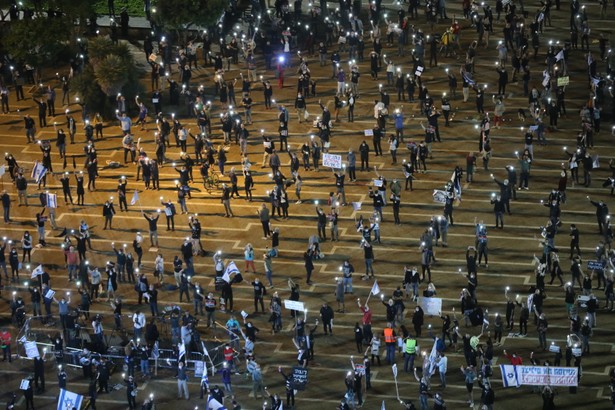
[205,172,220,192]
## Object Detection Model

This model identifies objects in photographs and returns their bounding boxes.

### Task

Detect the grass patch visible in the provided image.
[94,0,146,16]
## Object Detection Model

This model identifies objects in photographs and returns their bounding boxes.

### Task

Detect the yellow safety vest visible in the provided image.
[405,338,417,354]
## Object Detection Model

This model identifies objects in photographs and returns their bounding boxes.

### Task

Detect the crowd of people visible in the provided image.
[1,0,615,408]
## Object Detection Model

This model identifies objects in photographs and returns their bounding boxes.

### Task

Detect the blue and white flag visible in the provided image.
[31,264,44,279]
[222,261,240,283]
[450,171,462,198]
[381,400,386,410]
[57,388,84,410]
[31,160,47,184]
[46,193,58,209]
[500,364,520,387]
[462,71,475,86]
[130,189,139,205]
[370,280,380,296]
[207,394,227,410]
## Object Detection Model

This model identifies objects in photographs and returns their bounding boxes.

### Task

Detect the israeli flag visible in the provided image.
[462,71,475,86]
[46,193,58,209]
[31,264,44,279]
[31,160,47,184]
[500,364,520,387]
[130,189,139,206]
[207,394,227,410]
[222,261,240,283]
[555,50,565,62]
[57,388,84,410]
[370,280,380,296]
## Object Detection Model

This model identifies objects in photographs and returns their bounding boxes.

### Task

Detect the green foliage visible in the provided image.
[3,17,71,68]
[87,37,131,66]
[153,0,227,31]
[93,0,145,16]
[94,54,130,96]
[71,38,144,119]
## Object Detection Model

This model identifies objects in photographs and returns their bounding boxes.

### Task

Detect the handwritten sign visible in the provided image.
[291,366,309,390]
[322,153,342,169]
[25,341,40,359]
[419,297,442,316]
[283,300,305,311]
[194,360,205,378]
[587,260,604,270]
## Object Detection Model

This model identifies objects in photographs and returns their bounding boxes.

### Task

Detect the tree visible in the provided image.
[3,17,71,69]
[93,54,130,96]
[71,37,144,119]
[153,0,227,38]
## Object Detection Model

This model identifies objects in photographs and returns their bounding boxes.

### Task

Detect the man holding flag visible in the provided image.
[357,296,374,345]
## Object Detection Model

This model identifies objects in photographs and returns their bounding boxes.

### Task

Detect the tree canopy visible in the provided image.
[153,0,228,31]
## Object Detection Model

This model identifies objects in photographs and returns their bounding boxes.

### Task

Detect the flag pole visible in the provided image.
[393,373,400,401]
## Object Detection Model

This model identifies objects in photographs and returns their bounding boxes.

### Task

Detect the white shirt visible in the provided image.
[437,355,448,373]
[133,313,145,329]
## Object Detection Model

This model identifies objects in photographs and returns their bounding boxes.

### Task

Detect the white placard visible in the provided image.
[364,129,374,137]
[283,300,305,311]
[0,165,5,177]
[419,297,442,316]
[240,310,249,319]
[322,153,342,169]
[25,341,40,358]
[45,289,55,300]
[20,379,30,390]
[373,179,383,187]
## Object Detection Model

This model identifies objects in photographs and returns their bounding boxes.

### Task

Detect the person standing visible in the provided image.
[124,375,137,409]
[142,211,160,248]
[0,328,12,362]
[304,249,314,285]
[2,190,11,223]
[177,361,189,399]
[221,184,233,217]
[252,278,266,313]
[359,140,370,171]
[258,204,271,239]
[102,200,115,230]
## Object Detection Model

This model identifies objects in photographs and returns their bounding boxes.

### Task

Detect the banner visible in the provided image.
[419,297,442,316]
[432,190,448,204]
[499,365,578,387]
[290,366,308,390]
[194,360,205,378]
[283,300,305,311]
[25,341,40,358]
[322,153,342,169]
[46,193,58,209]
[58,388,84,410]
